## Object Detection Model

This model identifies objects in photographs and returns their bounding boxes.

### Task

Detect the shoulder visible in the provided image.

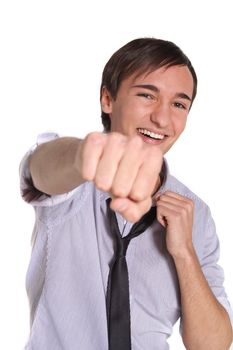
[163,173,205,204]
[163,173,211,221]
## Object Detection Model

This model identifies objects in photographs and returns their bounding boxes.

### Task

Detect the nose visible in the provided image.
[150,101,171,128]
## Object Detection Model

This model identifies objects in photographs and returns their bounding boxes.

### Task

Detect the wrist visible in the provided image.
[170,243,196,263]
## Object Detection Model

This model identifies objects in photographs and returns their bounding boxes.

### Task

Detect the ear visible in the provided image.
[101,86,113,114]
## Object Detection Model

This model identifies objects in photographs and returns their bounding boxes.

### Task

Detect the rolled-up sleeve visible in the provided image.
[19,132,78,207]
[200,211,233,326]
[179,203,233,335]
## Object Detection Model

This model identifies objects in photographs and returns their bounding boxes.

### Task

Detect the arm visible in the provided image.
[29,136,84,195]
[173,246,232,350]
[156,192,233,350]
[29,131,163,222]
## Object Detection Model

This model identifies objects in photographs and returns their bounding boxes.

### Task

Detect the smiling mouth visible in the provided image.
[137,128,167,141]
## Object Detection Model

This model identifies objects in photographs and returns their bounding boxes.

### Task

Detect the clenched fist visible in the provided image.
[77,132,163,222]
[156,191,194,258]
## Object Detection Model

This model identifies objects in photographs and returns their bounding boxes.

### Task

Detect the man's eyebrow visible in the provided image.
[131,84,160,93]
[175,92,192,102]
[132,84,192,102]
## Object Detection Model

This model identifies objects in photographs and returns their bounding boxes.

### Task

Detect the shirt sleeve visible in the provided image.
[19,132,78,207]
[200,211,233,327]
[179,206,233,335]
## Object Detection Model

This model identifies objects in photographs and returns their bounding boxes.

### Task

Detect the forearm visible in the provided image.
[29,137,84,195]
[173,247,233,350]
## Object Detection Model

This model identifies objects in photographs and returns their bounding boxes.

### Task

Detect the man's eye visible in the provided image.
[174,102,186,110]
[137,93,154,100]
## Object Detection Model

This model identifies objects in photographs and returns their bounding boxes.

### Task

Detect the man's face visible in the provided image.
[101,65,194,155]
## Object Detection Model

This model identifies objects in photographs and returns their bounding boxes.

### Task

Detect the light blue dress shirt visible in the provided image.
[20,133,233,350]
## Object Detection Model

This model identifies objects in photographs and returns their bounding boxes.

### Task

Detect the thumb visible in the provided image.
[156,207,167,227]
[110,196,152,223]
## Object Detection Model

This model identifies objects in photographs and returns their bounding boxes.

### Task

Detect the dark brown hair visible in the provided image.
[100,38,197,132]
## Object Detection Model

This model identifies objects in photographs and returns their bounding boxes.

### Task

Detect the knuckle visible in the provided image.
[82,170,93,182]
[95,182,109,192]
[109,132,127,144]
[159,193,166,200]
[85,132,104,145]
[187,200,194,212]
[187,198,194,206]
[163,190,172,196]
[95,177,111,192]
[111,185,128,198]
[79,162,93,181]
[184,196,194,206]
[130,189,146,202]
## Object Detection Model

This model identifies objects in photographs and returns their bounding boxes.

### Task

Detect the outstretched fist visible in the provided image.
[77,132,163,222]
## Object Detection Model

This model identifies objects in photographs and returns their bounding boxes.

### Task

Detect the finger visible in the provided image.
[157,193,188,208]
[79,133,107,181]
[157,212,167,227]
[129,149,162,202]
[159,191,193,204]
[157,199,184,213]
[159,193,194,216]
[156,203,179,227]
[110,196,153,223]
[94,133,127,191]
[110,136,146,198]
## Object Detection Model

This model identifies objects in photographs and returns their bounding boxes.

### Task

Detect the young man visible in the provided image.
[20,38,233,349]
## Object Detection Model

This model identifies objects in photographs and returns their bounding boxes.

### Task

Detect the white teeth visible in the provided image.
[138,128,165,140]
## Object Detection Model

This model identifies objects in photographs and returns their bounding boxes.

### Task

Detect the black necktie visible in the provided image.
[106,198,156,350]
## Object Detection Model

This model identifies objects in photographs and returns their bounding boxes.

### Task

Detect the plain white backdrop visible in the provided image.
[0,0,233,349]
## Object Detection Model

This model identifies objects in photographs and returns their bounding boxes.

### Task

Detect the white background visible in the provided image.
[0,0,233,349]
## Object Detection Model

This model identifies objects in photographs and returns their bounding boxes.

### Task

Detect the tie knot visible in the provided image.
[116,237,130,258]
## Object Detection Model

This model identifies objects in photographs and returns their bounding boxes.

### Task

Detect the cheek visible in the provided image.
[110,99,148,133]
[173,116,187,134]
[110,106,132,132]
[113,103,137,124]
